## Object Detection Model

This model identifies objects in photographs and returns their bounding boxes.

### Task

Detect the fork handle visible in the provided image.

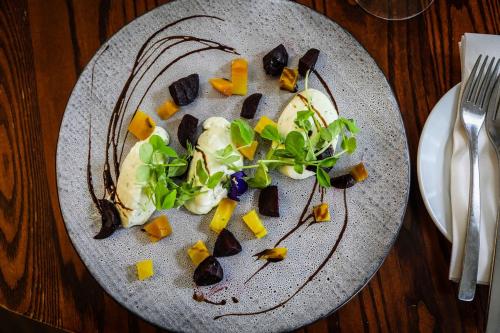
[459,135,482,301]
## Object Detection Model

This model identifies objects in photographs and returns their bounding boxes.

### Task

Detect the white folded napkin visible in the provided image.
[450,33,500,284]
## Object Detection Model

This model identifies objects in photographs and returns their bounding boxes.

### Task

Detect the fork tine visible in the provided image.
[463,55,482,103]
[489,75,500,121]
[477,57,498,107]
[469,55,489,103]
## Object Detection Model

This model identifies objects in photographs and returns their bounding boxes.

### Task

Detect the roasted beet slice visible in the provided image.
[240,93,263,119]
[177,114,198,148]
[306,146,334,172]
[258,185,279,217]
[263,44,288,76]
[331,174,356,189]
[169,73,199,106]
[298,48,320,76]
[213,229,242,257]
[193,256,223,286]
[94,199,121,239]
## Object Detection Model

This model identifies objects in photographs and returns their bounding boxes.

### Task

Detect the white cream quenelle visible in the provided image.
[116,127,169,228]
[277,88,338,179]
[184,117,243,215]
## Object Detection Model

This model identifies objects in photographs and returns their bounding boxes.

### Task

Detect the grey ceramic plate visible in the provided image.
[56,1,410,332]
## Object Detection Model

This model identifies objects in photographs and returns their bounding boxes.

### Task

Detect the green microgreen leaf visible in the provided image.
[139,142,153,163]
[341,136,357,154]
[293,163,304,174]
[136,165,151,182]
[316,166,331,188]
[319,127,332,142]
[167,158,188,177]
[206,171,225,189]
[196,160,209,184]
[231,119,254,147]
[161,190,177,210]
[260,125,281,142]
[285,131,306,160]
[319,156,339,168]
[246,162,271,189]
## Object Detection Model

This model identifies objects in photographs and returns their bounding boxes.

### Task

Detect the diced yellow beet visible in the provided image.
[238,140,258,160]
[136,259,154,280]
[350,163,368,182]
[242,209,267,239]
[143,215,172,241]
[254,116,278,134]
[313,203,331,222]
[128,110,156,140]
[209,78,233,96]
[279,67,299,92]
[255,248,288,261]
[188,240,210,266]
[156,100,179,120]
[210,198,238,234]
[231,58,248,95]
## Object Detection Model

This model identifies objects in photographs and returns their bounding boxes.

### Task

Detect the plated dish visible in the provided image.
[56,1,410,332]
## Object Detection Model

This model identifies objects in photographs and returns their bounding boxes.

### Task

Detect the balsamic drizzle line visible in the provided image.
[214,188,349,320]
[312,69,339,112]
[90,44,110,96]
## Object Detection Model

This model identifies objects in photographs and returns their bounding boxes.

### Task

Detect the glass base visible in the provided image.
[356,0,435,20]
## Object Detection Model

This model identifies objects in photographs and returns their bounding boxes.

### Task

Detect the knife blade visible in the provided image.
[487,210,500,333]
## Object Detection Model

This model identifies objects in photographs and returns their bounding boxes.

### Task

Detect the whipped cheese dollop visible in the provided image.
[116,127,169,228]
[184,117,243,215]
[277,88,338,179]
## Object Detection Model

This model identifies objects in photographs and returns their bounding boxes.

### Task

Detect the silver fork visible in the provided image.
[458,55,499,301]
[485,75,500,333]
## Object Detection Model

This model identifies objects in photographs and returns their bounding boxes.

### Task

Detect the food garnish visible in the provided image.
[298,48,320,76]
[230,118,255,148]
[313,203,331,222]
[193,256,224,286]
[263,44,288,76]
[279,67,299,92]
[188,240,211,266]
[94,199,121,239]
[209,78,233,96]
[231,58,248,95]
[156,100,179,120]
[169,73,199,106]
[136,259,154,281]
[242,209,267,238]
[254,248,287,262]
[209,198,238,233]
[238,140,259,160]
[350,162,368,182]
[128,110,156,140]
[178,114,199,149]
[227,171,248,201]
[254,116,278,135]
[142,215,172,242]
[331,174,356,189]
[240,93,262,119]
[213,228,242,257]
[258,185,279,217]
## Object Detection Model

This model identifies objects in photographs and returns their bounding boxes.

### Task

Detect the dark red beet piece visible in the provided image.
[213,229,242,257]
[331,174,356,189]
[263,44,288,76]
[177,114,198,149]
[94,199,121,239]
[240,93,263,119]
[258,185,280,217]
[193,256,224,286]
[169,73,199,106]
[298,48,320,76]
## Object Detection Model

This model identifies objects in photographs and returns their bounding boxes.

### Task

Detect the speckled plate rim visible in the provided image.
[55,0,411,331]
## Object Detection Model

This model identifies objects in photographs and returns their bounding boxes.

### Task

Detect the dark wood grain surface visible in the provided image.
[0,0,498,332]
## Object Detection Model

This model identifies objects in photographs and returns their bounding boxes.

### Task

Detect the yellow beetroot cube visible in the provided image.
[350,163,368,182]
[143,215,172,241]
[313,203,331,222]
[254,116,277,134]
[238,140,259,160]
[242,209,267,238]
[210,198,238,234]
[231,58,248,95]
[156,100,179,120]
[209,78,233,96]
[128,110,156,140]
[188,240,210,266]
[255,248,288,261]
[136,259,154,280]
[279,67,299,92]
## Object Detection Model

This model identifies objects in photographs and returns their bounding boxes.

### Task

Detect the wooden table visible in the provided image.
[1,0,498,332]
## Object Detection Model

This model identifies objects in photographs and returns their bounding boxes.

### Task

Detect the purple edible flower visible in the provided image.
[228,171,248,201]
